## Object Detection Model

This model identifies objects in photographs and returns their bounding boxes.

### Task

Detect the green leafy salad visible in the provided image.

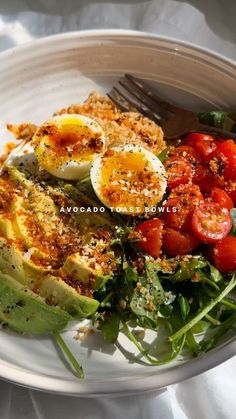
[0,102,235,379]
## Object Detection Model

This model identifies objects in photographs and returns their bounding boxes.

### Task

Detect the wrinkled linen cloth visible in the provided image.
[0,1,235,418]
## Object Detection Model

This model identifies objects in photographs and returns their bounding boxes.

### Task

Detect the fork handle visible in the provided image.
[190,122,236,141]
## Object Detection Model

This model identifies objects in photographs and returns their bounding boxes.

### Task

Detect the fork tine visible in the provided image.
[109,86,163,124]
[107,88,132,112]
[125,74,181,114]
[118,78,168,121]
[113,86,146,112]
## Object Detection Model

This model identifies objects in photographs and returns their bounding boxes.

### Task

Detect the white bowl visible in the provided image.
[0,29,235,396]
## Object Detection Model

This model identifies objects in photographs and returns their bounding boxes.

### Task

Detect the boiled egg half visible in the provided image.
[33,114,106,180]
[90,144,167,215]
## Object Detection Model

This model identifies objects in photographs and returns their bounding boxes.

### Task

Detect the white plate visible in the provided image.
[0,30,236,396]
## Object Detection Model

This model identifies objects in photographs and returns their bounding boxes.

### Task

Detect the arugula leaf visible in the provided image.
[200,313,236,352]
[230,208,236,235]
[53,332,84,379]
[170,272,236,342]
[125,266,139,283]
[221,298,236,311]
[154,257,208,283]
[185,331,200,357]
[100,313,120,343]
[198,111,236,132]
[153,257,223,287]
[191,320,210,334]
[198,111,227,128]
[198,111,232,129]
[178,294,190,321]
[76,176,95,198]
[122,321,185,365]
[123,266,138,300]
[157,147,170,162]
[100,291,113,308]
[208,263,223,283]
[130,263,165,329]
[159,304,173,318]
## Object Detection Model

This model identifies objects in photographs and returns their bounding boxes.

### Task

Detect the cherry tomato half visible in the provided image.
[209,187,234,211]
[165,157,192,189]
[135,218,163,258]
[163,228,199,257]
[214,236,236,273]
[183,133,217,161]
[191,202,232,243]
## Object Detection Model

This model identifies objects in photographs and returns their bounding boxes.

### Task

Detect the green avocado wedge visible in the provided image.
[0,274,71,334]
[62,253,111,291]
[0,239,99,320]
[39,275,99,318]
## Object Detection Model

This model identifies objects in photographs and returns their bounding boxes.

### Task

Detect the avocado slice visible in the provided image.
[0,237,47,288]
[9,177,60,253]
[0,216,15,239]
[39,275,99,318]
[62,253,111,290]
[7,165,36,190]
[11,195,56,255]
[0,273,71,334]
[0,238,99,319]
[0,166,108,318]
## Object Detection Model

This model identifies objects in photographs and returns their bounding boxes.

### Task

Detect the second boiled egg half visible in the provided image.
[33,114,106,180]
[90,144,167,215]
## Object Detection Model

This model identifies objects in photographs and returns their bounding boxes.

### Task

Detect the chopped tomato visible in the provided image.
[135,218,163,258]
[183,133,217,161]
[170,145,198,161]
[214,236,236,273]
[170,145,201,179]
[196,139,217,161]
[194,167,225,193]
[163,228,199,257]
[216,140,236,180]
[184,133,214,147]
[209,188,234,211]
[192,164,208,186]
[217,139,236,154]
[191,202,232,243]
[164,157,191,188]
[164,184,204,231]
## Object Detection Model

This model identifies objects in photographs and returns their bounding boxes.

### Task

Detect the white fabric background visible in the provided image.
[0,1,235,418]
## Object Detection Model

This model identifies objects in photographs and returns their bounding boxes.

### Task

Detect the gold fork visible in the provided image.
[108,74,236,141]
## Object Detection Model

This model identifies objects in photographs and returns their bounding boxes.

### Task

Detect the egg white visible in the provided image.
[33,114,106,181]
[5,140,37,174]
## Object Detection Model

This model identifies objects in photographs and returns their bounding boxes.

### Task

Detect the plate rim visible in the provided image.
[0,336,236,396]
[0,29,235,396]
[0,28,235,69]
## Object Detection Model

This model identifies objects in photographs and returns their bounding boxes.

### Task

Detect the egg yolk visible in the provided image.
[34,119,104,171]
[99,149,164,214]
